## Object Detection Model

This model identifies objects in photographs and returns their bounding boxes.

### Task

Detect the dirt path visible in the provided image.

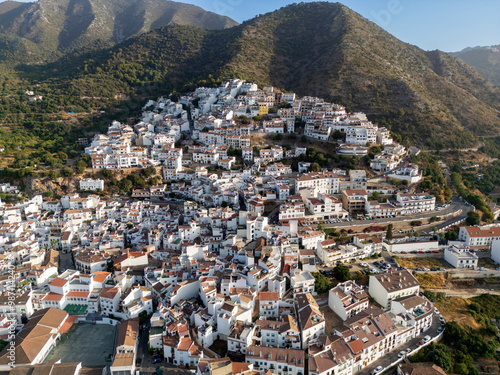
[426,288,500,298]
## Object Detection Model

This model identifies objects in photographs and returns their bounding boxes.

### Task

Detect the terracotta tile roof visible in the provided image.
[348,338,364,354]
[49,278,68,287]
[92,271,111,283]
[117,318,139,348]
[66,292,90,298]
[58,315,78,333]
[260,292,279,301]
[42,293,64,301]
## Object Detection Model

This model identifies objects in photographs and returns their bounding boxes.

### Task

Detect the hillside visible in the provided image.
[0,0,237,58]
[452,45,500,87]
[2,1,500,153]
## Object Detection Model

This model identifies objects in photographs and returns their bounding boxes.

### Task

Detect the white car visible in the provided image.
[372,366,384,375]
[423,335,431,342]
[398,351,406,358]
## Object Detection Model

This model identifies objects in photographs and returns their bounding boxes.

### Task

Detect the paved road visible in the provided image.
[137,322,192,375]
[324,197,471,230]
[362,315,442,375]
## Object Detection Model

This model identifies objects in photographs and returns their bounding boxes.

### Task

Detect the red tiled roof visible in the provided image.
[58,316,77,333]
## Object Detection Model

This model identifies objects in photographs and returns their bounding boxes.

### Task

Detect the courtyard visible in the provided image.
[44,323,116,366]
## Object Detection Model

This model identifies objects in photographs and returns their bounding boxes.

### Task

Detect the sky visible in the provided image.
[4,0,500,52]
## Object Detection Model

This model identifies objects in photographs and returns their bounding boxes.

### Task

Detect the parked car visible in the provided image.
[424,335,431,342]
[406,347,412,354]
[398,351,406,358]
[152,358,162,364]
[372,366,384,375]
[417,339,425,346]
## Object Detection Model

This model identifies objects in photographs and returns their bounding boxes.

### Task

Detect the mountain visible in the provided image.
[28,2,499,149]
[2,1,500,151]
[451,45,500,87]
[0,0,237,56]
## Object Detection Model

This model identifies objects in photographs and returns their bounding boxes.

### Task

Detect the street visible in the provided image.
[136,322,192,375]
[324,197,472,230]
[362,315,443,375]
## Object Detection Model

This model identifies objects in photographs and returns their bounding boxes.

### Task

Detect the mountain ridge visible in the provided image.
[0,0,238,55]
[451,45,500,87]
[2,1,500,150]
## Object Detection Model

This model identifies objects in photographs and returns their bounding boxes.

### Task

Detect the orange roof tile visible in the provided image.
[49,278,68,287]
[42,293,64,301]
[58,316,77,333]
[66,292,90,298]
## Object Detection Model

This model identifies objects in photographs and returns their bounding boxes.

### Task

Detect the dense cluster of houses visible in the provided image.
[0,183,443,375]
[0,80,457,375]
[84,79,422,183]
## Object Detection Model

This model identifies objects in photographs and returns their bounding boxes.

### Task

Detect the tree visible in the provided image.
[139,311,148,325]
[466,211,481,226]
[102,169,112,179]
[48,171,59,180]
[76,160,87,175]
[386,224,393,241]
[312,272,330,294]
[301,135,308,143]
[444,230,458,241]
[61,167,73,177]
[310,162,321,172]
[333,262,351,282]
[425,344,454,374]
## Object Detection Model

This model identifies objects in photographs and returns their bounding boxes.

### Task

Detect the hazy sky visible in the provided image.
[4,0,500,52]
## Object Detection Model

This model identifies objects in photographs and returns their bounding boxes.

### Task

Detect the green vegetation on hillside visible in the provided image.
[0,2,498,171]
[452,45,500,87]
[0,0,237,57]
[411,294,500,375]
[451,172,494,222]
[410,152,452,204]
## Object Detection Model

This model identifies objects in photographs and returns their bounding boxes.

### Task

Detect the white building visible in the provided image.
[368,270,420,308]
[291,270,315,295]
[246,346,305,375]
[444,245,478,269]
[259,292,279,318]
[458,225,500,249]
[328,280,369,320]
[79,179,104,191]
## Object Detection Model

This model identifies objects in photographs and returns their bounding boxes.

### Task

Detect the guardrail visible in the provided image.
[437,217,467,232]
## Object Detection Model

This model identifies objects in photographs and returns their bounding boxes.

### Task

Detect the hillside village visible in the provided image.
[0,79,497,375]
